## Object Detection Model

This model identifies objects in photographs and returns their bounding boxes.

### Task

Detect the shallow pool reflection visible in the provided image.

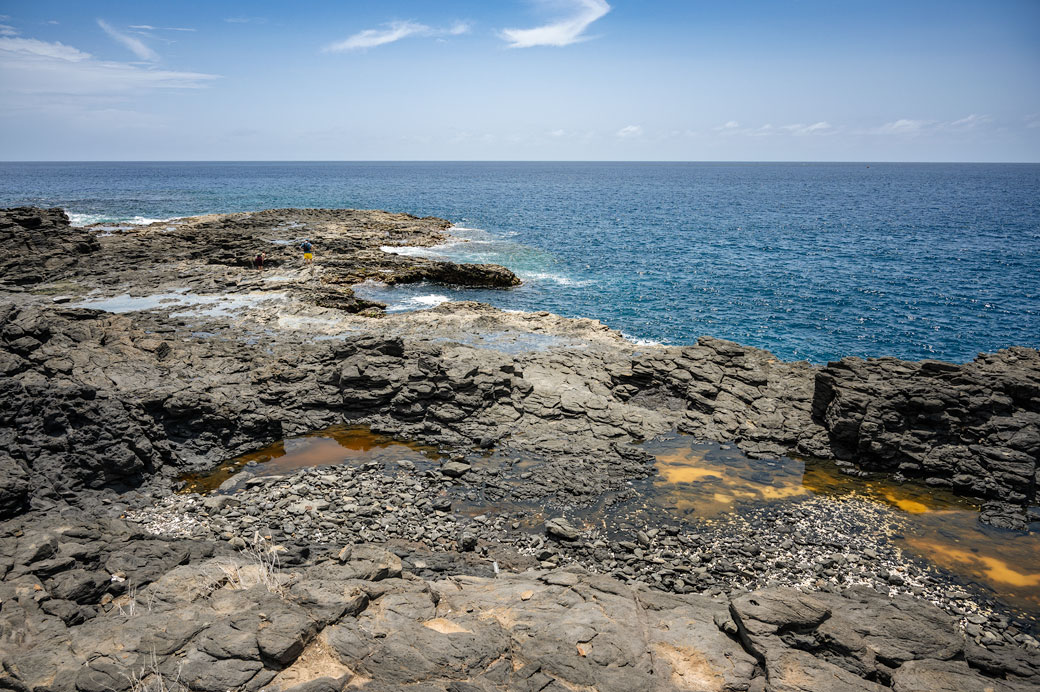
[646,435,1040,612]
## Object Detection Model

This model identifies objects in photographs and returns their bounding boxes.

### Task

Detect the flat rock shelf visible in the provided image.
[1,206,1038,691]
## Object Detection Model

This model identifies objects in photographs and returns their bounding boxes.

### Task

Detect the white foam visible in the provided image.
[387,294,450,312]
[408,294,449,308]
[67,211,176,227]
[520,272,589,287]
[379,245,437,258]
[67,212,108,226]
[621,332,663,347]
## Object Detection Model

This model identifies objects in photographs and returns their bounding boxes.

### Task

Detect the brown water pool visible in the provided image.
[646,436,1040,612]
[179,425,440,493]
[181,426,1040,614]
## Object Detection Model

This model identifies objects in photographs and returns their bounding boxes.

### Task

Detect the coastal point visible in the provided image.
[1,206,1038,691]
[2,0,1039,689]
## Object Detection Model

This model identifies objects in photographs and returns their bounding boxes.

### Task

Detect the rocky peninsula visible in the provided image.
[1,206,1038,691]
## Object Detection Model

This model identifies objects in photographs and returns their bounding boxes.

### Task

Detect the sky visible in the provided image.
[1,0,1038,161]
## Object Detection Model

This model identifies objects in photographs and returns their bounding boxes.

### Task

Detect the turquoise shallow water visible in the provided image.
[1,161,1038,363]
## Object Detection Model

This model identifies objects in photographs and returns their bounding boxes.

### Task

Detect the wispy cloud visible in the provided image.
[448,21,472,36]
[782,121,833,136]
[713,120,835,137]
[0,24,18,37]
[0,35,217,97]
[948,113,991,130]
[0,37,90,62]
[1026,114,1040,129]
[616,124,643,138]
[225,17,267,25]
[500,0,611,48]
[868,115,993,136]
[128,24,156,31]
[325,20,471,52]
[326,21,430,51]
[97,19,158,61]
[872,118,931,135]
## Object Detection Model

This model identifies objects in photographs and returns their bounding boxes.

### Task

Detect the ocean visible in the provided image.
[1,161,1038,363]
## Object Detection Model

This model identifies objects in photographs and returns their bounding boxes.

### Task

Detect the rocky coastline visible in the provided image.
[1,206,1038,691]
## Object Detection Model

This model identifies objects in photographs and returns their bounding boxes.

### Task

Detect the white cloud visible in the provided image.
[549,128,566,137]
[129,24,196,33]
[97,19,158,61]
[716,120,740,130]
[948,113,991,129]
[0,24,18,37]
[782,121,832,136]
[325,20,470,52]
[500,0,611,48]
[616,124,642,138]
[0,37,90,62]
[873,118,930,135]
[326,21,430,51]
[867,116,993,136]
[1026,114,1040,129]
[0,36,217,96]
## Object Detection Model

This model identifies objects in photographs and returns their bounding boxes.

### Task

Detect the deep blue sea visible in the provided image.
[2,161,1038,364]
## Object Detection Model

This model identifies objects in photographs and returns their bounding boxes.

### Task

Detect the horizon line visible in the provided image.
[2,159,1039,165]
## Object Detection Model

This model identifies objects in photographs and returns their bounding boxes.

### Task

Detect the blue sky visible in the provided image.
[1,0,1038,161]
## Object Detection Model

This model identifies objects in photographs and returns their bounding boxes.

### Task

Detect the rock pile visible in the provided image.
[2,511,1037,692]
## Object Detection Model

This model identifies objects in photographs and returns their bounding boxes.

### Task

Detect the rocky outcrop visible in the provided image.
[813,350,1040,528]
[728,586,1038,691]
[0,207,100,287]
[382,258,522,288]
[611,336,831,459]
[1,512,1035,692]
[2,205,1040,690]
[2,294,1038,526]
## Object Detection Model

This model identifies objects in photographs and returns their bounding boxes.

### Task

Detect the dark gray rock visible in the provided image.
[45,568,108,604]
[439,460,472,478]
[545,518,580,542]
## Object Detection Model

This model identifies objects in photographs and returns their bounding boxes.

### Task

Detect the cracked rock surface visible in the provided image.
[1,206,1039,690]
[2,512,1037,692]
